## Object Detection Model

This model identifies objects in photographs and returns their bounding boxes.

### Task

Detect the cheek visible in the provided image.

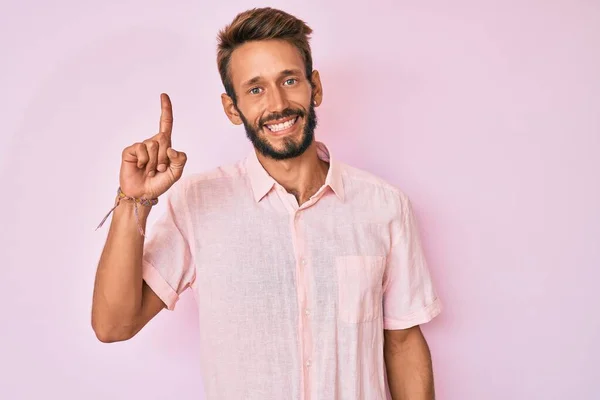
[237,102,262,125]
[290,90,311,108]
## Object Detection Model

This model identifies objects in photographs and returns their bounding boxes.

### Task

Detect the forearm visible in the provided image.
[91,198,151,341]
[384,328,435,400]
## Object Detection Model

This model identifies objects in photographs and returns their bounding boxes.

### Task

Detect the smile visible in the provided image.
[265,116,299,133]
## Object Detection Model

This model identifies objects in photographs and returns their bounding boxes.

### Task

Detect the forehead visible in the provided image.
[229,39,305,86]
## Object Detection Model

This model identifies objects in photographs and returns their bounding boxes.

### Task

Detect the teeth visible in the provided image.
[267,117,297,132]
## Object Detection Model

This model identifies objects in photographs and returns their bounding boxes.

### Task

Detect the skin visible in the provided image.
[92,36,434,399]
[221,39,328,205]
[91,94,182,343]
[384,326,436,399]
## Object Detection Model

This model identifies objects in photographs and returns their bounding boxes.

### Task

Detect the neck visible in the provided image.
[256,141,329,205]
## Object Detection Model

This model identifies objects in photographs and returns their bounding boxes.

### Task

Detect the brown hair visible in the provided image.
[216,7,314,102]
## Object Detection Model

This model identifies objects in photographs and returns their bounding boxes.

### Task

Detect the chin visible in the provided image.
[244,111,315,160]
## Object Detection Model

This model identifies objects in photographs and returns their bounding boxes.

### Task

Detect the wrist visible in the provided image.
[95,187,158,237]
[114,195,152,217]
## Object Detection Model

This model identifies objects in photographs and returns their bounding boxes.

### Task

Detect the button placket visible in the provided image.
[292,210,313,399]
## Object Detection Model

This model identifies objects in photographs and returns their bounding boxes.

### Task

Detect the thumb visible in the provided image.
[167,147,187,173]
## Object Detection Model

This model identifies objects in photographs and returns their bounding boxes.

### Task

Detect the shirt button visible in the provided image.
[305,309,310,316]
[301,258,307,265]
[306,360,311,368]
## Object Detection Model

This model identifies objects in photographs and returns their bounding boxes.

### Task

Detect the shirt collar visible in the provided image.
[245,141,345,203]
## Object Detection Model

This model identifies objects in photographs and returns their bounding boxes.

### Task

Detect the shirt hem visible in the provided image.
[142,260,179,311]
[383,297,442,330]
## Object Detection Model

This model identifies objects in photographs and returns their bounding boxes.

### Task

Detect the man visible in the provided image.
[92,7,441,400]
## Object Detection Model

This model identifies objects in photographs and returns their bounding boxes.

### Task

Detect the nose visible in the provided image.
[265,85,288,114]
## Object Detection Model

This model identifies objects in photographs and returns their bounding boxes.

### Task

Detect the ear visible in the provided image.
[310,70,323,107]
[221,93,243,125]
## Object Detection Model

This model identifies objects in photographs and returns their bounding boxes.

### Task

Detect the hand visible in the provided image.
[119,93,187,199]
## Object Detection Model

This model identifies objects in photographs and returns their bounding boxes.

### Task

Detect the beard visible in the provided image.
[236,97,318,161]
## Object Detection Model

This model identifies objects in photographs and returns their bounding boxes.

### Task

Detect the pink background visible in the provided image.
[1,0,599,399]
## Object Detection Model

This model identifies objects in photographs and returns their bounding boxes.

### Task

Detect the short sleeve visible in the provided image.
[142,180,196,311]
[382,195,441,330]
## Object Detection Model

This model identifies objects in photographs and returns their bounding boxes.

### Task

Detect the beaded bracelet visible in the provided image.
[96,187,159,237]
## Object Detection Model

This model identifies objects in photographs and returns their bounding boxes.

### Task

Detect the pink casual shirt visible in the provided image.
[141,141,441,400]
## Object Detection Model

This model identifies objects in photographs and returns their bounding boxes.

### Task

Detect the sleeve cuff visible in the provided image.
[384,297,442,330]
[142,260,179,311]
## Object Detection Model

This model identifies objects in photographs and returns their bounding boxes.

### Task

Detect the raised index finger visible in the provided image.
[159,93,173,136]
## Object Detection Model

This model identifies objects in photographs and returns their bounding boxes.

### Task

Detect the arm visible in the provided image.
[91,93,187,343]
[91,198,165,343]
[382,194,441,397]
[384,326,435,400]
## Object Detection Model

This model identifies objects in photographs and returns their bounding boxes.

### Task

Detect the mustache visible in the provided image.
[260,108,305,127]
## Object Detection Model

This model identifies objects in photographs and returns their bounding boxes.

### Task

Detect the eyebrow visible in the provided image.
[241,69,304,88]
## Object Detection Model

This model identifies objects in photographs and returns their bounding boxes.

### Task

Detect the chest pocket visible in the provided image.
[336,255,386,323]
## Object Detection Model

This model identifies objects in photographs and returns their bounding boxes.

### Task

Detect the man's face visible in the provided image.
[224,39,321,160]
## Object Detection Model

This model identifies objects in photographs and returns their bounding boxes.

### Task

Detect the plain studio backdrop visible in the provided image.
[1,0,598,399]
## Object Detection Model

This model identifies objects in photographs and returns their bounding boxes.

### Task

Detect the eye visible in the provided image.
[284,78,297,86]
[249,87,262,95]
